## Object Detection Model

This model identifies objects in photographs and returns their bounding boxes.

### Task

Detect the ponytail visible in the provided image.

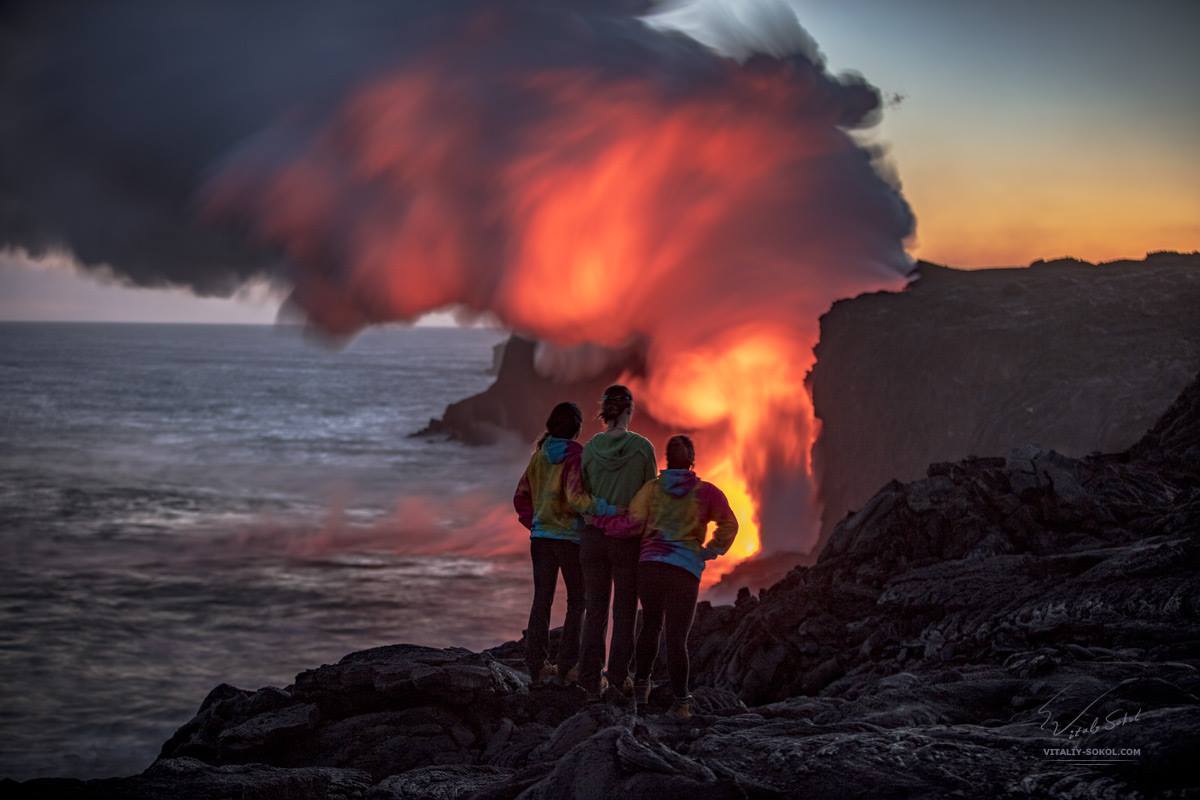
[598,384,633,424]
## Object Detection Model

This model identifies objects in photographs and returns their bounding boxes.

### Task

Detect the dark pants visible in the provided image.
[577,527,640,691]
[525,538,585,676]
[634,561,700,699]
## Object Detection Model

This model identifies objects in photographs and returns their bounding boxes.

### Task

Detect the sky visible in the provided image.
[792,0,1200,267]
[1,0,1197,323]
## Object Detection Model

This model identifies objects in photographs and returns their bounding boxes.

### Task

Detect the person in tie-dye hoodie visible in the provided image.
[625,434,738,718]
[513,401,592,685]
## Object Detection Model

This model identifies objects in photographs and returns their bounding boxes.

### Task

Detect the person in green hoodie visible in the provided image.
[577,384,657,700]
[513,402,591,686]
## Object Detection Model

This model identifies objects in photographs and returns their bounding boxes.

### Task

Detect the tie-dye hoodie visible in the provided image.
[513,437,593,542]
[625,469,739,579]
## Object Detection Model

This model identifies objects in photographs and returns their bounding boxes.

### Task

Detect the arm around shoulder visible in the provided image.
[593,477,653,538]
[562,449,594,516]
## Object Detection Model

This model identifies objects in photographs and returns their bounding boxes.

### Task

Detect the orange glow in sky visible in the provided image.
[893,131,1200,267]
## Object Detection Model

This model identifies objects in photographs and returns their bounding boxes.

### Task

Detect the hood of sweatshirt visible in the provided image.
[541,436,578,464]
[585,430,648,470]
[660,468,699,497]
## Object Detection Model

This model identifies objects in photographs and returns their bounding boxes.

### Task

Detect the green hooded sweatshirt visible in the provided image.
[582,429,658,511]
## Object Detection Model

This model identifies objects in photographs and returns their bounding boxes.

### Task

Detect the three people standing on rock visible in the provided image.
[577,385,656,701]
[513,384,738,718]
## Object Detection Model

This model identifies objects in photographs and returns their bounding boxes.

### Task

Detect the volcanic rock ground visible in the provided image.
[13,372,1199,798]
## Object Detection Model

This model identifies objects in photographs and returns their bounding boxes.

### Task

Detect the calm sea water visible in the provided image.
[0,323,540,780]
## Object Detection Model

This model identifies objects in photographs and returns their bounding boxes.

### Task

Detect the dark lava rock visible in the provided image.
[13,373,1200,798]
[366,765,513,800]
[9,757,371,800]
[707,549,815,601]
[687,368,1200,709]
[159,645,533,780]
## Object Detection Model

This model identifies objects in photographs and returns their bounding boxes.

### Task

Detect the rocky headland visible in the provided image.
[416,336,667,448]
[13,369,1198,798]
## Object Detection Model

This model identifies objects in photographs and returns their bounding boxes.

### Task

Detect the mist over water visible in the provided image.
[0,324,539,780]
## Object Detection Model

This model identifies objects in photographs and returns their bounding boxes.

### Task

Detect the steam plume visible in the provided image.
[1,0,915,558]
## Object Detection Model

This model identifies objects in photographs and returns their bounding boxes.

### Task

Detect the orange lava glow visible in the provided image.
[208,52,912,569]
[698,462,763,586]
[630,325,821,582]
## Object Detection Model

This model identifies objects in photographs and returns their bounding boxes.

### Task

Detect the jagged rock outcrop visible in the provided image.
[685,372,1200,709]
[810,251,1200,545]
[417,337,585,445]
[14,374,1199,799]
[417,337,672,448]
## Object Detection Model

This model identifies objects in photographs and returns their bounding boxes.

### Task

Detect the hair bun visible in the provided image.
[599,384,633,423]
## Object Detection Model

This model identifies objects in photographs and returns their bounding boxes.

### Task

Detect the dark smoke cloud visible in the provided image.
[0,1,537,290]
[0,0,894,297]
[1,0,421,291]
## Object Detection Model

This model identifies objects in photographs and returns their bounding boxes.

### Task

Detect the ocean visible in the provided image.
[0,322,540,780]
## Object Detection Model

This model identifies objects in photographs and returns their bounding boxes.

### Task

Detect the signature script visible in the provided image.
[1036,683,1142,739]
